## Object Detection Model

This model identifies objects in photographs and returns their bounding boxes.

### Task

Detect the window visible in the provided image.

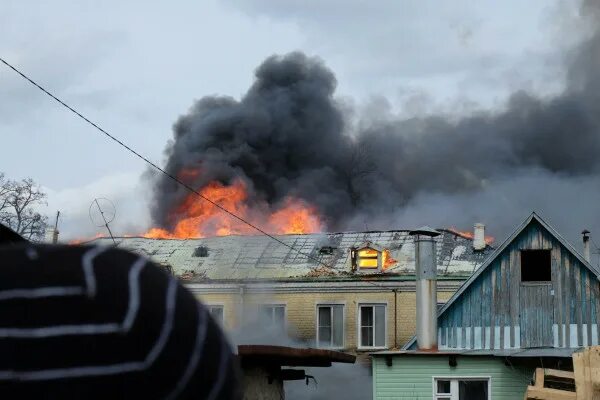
[521,250,551,282]
[434,378,490,400]
[260,305,286,329]
[319,246,335,255]
[359,304,386,348]
[317,304,344,348]
[357,248,379,269]
[193,246,209,257]
[208,305,224,325]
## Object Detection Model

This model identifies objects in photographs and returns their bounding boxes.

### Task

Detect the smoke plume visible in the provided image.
[151,0,600,246]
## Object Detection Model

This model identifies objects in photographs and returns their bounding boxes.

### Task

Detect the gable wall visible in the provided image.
[439,220,599,350]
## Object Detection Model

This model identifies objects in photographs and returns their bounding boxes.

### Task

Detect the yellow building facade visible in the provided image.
[187,280,460,353]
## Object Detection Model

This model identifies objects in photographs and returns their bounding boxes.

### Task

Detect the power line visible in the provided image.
[0,56,406,291]
[0,56,336,269]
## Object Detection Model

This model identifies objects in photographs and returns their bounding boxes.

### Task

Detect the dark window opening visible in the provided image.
[521,250,551,282]
[193,246,209,257]
[319,246,335,255]
[459,380,488,400]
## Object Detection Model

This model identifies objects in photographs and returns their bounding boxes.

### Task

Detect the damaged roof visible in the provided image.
[89,229,493,281]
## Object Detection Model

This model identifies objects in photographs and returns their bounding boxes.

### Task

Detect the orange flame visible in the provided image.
[143,179,323,239]
[448,227,495,245]
[382,249,397,271]
[68,233,106,245]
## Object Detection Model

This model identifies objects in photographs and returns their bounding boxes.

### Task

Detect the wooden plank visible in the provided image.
[500,258,506,350]
[471,284,476,349]
[450,306,455,348]
[544,368,575,380]
[535,368,545,387]
[588,346,600,393]
[595,280,600,346]
[440,315,446,346]
[510,249,519,347]
[565,257,571,348]
[575,260,583,347]
[482,275,487,349]
[586,272,593,347]
[491,267,497,349]
[573,351,587,400]
[553,246,563,348]
[461,290,467,349]
[521,286,529,348]
[455,299,461,348]
[525,386,576,400]
[546,284,554,346]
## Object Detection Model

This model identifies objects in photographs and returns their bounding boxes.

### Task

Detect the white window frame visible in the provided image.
[315,303,345,349]
[357,303,387,350]
[259,304,287,329]
[207,304,225,325]
[432,376,491,400]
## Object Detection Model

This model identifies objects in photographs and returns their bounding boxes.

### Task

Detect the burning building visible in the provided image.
[89,223,493,355]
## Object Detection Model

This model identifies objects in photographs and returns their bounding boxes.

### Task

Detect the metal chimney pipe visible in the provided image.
[473,223,486,251]
[583,230,591,263]
[410,226,441,350]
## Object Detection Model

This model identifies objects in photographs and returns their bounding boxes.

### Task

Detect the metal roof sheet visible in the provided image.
[88,229,493,281]
[372,348,575,358]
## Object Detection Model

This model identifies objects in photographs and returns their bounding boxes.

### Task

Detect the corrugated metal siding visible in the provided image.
[373,355,532,400]
[438,220,600,350]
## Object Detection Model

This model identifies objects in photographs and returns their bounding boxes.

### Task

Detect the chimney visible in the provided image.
[44,228,59,244]
[582,230,591,263]
[473,223,486,251]
[409,226,441,350]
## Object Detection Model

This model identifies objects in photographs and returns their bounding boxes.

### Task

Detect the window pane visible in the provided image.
[260,306,272,322]
[459,380,488,400]
[359,249,378,257]
[332,305,344,347]
[361,306,373,328]
[318,327,331,345]
[274,307,285,327]
[319,307,332,328]
[361,326,373,347]
[375,305,386,347]
[436,380,451,394]
[358,258,378,268]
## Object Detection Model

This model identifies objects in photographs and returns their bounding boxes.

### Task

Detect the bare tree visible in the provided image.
[0,172,48,240]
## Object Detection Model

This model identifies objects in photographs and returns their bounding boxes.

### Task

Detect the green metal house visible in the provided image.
[371,213,600,399]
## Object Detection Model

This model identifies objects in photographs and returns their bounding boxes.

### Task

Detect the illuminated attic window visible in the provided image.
[193,246,209,257]
[351,243,382,270]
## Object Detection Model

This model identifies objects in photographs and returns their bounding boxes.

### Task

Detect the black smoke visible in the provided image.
[151,0,600,247]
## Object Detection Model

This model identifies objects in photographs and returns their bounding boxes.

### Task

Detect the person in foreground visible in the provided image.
[0,234,242,399]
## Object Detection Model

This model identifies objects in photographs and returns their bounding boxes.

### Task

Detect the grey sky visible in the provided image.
[0,0,575,239]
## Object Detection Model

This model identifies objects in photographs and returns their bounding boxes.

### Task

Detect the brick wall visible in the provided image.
[195,289,456,352]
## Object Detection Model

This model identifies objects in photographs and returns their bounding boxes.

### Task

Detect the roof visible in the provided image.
[88,229,493,281]
[237,345,356,367]
[373,348,575,358]
[403,212,600,351]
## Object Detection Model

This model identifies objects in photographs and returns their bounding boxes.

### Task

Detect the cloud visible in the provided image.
[43,171,151,240]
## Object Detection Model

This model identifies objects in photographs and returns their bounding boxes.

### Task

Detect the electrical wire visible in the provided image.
[0,56,340,269]
[0,56,397,290]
